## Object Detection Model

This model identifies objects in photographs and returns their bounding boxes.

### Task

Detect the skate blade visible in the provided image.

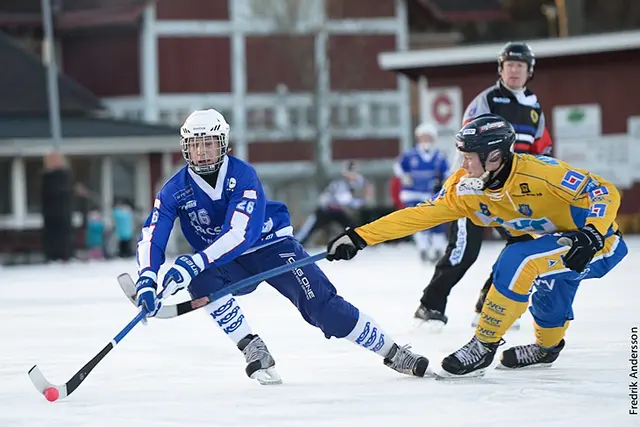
[250,367,283,385]
[435,368,487,381]
[495,362,553,371]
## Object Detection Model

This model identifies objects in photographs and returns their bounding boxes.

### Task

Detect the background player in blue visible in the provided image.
[394,122,449,263]
[135,109,430,385]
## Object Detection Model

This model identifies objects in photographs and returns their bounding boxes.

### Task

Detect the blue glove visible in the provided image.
[136,275,161,318]
[161,253,206,296]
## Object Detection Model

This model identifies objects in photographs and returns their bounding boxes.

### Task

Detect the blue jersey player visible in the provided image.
[135,109,430,384]
[394,122,449,262]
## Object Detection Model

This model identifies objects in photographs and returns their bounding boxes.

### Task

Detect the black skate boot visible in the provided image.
[238,334,282,385]
[383,343,431,377]
[414,304,448,331]
[499,339,565,369]
[438,336,503,379]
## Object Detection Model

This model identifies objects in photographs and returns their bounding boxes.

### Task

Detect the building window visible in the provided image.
[0,158,11,215]
[112,155,138,207]
[69,156,102,206]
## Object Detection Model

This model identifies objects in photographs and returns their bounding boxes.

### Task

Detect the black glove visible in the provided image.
[327,227,368,261]
[557,224,604,273]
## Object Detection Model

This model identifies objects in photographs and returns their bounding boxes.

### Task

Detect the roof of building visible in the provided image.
[0,0,147,29]
[379,30,640,76]
[0,115,176,139]
[0,30,103,114]
[418,0,509,23]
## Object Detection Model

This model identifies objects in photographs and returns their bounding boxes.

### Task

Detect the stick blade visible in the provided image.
[28,365,68,400]
[117,273,137,307]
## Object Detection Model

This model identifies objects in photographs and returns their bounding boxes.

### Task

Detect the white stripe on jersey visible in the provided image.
[137,225,156,272]
[202,210,250,264]
[515,133,535,143]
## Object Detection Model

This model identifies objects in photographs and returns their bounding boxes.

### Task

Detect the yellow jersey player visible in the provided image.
[325,113,628,378]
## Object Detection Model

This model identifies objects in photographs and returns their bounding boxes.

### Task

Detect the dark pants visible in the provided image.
[420,219,534,314]
[188,237,359,339]
[296,208,354,246]
[118,239,133,258]
[420,218,485,313]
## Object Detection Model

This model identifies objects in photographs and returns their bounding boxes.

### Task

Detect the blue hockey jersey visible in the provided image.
[137,155,293,277]
[394,148,449,204]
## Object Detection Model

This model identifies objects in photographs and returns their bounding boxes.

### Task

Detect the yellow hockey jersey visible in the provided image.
[357,154,620,246]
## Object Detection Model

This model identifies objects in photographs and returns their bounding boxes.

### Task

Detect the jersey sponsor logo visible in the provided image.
[281,255,315,300]
[580,177,601,195]
[184,200,197,209]
[589,186,609,199]
[475,209,557,233]
[228,177,237,189]
[173,186,194,202]
[462,128,476,135]
[456,182,483,196]
[560,170,586,191]
[492,97,511,104]
[513,182,543,197]
[530,109,539,123]
[588,203,607,218]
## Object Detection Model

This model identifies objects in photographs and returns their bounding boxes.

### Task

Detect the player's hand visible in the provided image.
[557,225,604,273]
[135,275,161,318]
[327,227,367,261]
[161,253,206,296]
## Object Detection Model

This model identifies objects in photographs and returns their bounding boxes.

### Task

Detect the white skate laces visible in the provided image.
[385,344,421,374]
[241,336,273,367]
[454,337,491,366]
[513,344,544,365]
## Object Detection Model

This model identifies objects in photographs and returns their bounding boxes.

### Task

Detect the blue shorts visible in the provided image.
[492,233,627,328]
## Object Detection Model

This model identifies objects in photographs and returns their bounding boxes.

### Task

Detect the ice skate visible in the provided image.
[414,304,447,331]
[383,343,431,377]
[238,334,282,385]
[498,339,565,369]
[437,336,503,379]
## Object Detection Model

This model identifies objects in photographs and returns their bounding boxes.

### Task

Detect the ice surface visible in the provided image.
[1,238,638,426]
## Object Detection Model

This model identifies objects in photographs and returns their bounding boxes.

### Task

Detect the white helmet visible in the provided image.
[414,122,438,151]
[180,109,230,174]
[414,122,438,139]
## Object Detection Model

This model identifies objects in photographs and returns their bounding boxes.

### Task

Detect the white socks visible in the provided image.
[205,294,253,345]
[345,312,395,357]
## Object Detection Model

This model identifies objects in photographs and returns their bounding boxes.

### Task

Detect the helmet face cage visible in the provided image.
[180,134,229,174]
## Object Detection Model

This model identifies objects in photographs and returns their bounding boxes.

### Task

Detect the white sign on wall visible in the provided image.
[552,104,602,139]
[421,86,463,136]
[628,116,640,181]
[555,135,634,189]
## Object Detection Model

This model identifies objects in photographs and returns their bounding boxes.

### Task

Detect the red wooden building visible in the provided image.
[378,30,640,231]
